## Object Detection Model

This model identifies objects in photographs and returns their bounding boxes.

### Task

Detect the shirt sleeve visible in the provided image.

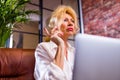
[34,43,67,80]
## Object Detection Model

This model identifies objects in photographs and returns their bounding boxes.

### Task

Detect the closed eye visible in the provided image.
[71,19,75,23]
[64,18,68,22]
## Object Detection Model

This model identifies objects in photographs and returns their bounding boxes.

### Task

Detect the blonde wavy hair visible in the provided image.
[48,5,79,33]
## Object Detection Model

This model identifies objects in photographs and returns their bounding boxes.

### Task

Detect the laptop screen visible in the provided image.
[73,33,120,80]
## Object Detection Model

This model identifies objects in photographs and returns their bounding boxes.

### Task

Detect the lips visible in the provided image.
[67,27,73,31]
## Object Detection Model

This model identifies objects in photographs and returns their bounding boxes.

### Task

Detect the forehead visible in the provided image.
[63,13,73,19]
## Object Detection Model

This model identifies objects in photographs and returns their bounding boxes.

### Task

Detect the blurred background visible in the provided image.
[12,0,120,49]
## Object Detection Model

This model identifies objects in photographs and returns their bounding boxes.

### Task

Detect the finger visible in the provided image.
[51,27,58,34]
[57,25,61,31]
[43,27,50,36]
[52,30,63,37]
[57,25,64,35]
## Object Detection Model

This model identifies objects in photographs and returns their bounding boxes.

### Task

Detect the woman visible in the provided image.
[34,5,79,80]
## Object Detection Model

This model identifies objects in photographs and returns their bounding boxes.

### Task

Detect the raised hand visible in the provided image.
[43,26,64,45]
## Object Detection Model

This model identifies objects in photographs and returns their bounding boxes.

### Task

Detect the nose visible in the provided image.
[68,20,73,26]
[68,23,73,26]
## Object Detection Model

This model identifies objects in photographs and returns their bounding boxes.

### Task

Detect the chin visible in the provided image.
[67,32,74,36]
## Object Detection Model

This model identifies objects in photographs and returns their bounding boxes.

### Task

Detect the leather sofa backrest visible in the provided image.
[0,48,35,80]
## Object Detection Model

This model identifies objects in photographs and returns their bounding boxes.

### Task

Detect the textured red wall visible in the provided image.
[82,0,120,38]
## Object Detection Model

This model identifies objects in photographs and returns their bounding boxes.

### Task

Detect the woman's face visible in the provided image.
[60,13,76,36]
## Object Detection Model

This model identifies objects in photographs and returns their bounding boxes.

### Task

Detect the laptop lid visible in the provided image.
[73,33,120,80]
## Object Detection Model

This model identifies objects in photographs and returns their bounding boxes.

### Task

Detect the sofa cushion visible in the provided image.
[0,48,35,80]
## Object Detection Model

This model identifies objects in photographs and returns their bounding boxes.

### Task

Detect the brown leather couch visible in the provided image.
[0,48,35,80]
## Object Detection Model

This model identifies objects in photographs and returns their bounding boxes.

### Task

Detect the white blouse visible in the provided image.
[34,41,75,80]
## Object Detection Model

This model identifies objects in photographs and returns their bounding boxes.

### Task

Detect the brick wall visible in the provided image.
[82,0,120,38]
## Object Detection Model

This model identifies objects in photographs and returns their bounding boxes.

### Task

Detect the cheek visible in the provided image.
[60,24,67,31]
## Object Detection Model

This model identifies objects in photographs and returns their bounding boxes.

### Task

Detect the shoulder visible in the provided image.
[35,41,57,54]
[35,41,57,59]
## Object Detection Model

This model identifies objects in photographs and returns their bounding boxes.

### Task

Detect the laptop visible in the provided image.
[72,33,120,80]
